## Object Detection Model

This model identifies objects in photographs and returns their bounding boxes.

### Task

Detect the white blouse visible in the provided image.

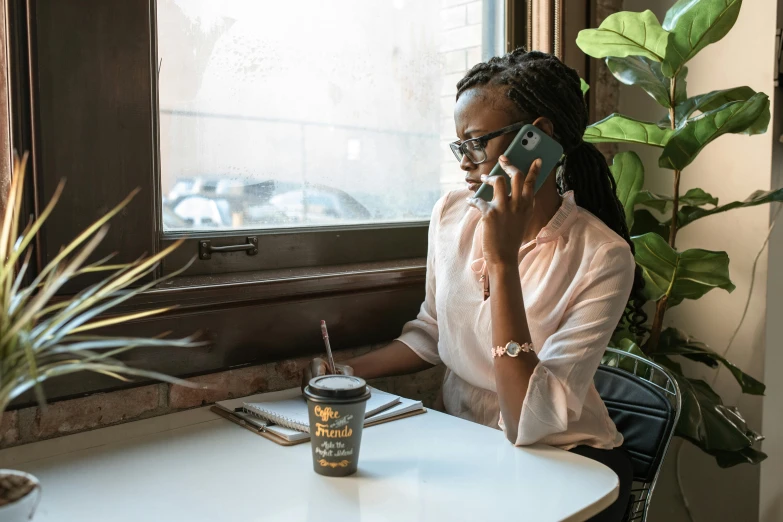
[396,189,634,449]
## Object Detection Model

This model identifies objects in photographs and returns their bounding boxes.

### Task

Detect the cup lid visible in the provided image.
[306,374,368,399]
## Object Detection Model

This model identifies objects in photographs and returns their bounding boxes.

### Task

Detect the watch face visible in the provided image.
[506,342,521,357]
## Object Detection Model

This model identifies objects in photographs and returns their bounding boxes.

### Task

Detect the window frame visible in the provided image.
[6,0,591,407]
[152,0,465,277]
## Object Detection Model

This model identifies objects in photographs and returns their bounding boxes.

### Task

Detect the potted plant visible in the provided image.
[0,154,199,520]
[575,0,778,469]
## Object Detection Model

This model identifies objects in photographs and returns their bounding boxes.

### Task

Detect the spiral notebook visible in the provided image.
[211,387,426,445]
[242,386,401,432]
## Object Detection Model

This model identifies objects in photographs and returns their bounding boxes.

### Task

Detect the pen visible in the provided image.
[320,320,337,374]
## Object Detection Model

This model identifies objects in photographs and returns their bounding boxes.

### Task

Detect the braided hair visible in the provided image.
[456,48,647,335]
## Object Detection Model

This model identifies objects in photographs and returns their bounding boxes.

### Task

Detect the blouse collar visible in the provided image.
[470,191,579,276]
[523,190,578,248]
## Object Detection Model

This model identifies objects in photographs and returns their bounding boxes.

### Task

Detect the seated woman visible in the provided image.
[304,48,644,522]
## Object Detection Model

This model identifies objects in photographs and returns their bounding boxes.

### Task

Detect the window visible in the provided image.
[157,0,505,232]
[11,0,589,403]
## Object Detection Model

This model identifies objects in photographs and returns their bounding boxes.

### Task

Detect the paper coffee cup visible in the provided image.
[304,374,371,477]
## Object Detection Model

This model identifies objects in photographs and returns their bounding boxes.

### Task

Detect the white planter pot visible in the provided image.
[0,470,40,521]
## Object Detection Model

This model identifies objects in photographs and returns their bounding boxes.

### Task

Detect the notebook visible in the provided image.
[212,387,426,445]
[242,386,401,432]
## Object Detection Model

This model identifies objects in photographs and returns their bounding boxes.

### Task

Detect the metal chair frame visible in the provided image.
[600,347,681,522]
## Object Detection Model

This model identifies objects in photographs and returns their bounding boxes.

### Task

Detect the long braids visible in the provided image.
[456,48,647,335]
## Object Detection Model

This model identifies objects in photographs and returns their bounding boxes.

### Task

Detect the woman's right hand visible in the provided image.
[300,357,355,392]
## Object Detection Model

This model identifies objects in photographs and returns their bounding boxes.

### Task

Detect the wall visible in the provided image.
[620,1,778,521]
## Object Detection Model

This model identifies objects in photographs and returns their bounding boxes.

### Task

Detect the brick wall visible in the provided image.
[0,346,445,449]
[439,0,490,194]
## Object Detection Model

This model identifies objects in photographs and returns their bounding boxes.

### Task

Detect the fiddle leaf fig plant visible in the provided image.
[577,0,780,467]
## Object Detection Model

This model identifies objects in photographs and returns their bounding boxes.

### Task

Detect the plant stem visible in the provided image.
[648,296,667,352]
[667,76,680,249]
[647,76,680,354]
[669,169,681,246]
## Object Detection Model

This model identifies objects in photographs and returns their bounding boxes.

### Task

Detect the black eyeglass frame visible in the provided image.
[449,122,527,164]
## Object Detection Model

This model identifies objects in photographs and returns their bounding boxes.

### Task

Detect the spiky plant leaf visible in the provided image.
[0,154,201,411]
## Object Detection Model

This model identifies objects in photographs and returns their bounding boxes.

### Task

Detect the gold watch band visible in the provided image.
[492,341,534,358]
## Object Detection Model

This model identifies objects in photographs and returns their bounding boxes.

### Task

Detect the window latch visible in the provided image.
[199,236,258,260]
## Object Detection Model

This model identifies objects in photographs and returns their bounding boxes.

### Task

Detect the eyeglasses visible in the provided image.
[449,122,526,164]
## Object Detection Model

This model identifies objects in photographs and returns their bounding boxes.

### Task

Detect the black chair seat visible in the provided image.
[595,350,680,521]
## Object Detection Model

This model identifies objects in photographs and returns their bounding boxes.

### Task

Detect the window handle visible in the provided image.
[199,237,258,260]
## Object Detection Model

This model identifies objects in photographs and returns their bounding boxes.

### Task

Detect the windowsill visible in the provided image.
[118,257,426,312]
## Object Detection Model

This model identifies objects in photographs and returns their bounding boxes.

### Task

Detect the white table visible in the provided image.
[0,397,618,522]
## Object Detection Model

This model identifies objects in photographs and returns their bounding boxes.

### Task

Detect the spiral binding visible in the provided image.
[242,405,310,433]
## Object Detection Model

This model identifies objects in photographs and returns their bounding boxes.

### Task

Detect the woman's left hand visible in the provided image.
[468,155,541,268]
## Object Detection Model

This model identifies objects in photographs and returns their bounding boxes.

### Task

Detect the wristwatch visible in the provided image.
[492,340,534,358]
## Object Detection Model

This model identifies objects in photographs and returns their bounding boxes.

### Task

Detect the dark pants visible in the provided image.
[569,446,633,522]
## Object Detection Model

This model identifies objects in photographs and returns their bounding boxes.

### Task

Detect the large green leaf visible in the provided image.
[661,86,761,129]
[609,152,644,228]
[674,376,765,465]
[662,0,743,77]
[743,103,772,136]
[576,10,670,62]
[632,232,735,306]
[652,353,684,375]
[585,114,674,147]
[657,327,765,395]
[712,446,768,468]
[606,57,689,110]
[631,209,670,239]
[677,188,783,228]
[606,56,671,108]
[635,188,718,214]
[659,93,770,170]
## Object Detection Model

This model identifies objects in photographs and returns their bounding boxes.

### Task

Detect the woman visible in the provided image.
[304,49,644,521]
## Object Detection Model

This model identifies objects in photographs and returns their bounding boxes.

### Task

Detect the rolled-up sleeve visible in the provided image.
[394,196,446,365]
[513,242,635,446]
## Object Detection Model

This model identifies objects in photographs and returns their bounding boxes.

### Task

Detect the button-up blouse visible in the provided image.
[396,189,634,449]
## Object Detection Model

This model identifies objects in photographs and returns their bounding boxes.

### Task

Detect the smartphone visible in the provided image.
[474,124,564,202]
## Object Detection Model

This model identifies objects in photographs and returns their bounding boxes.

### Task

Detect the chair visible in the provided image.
[595,347,681,522]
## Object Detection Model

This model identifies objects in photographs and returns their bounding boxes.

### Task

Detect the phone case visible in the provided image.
[474,124,564,202]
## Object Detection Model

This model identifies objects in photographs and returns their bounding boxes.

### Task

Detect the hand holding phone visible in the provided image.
[474,124,563,202]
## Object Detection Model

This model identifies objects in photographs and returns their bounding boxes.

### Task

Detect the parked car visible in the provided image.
[244,202,291,226]
[165,176,371,228]
[162,204,191,229]
[269,185,371,224]
[173,195,233,228]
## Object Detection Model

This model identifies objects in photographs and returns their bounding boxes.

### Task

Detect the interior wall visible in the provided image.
[618,1,778,521]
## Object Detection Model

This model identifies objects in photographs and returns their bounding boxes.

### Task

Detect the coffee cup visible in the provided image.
[304,374,371,477]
